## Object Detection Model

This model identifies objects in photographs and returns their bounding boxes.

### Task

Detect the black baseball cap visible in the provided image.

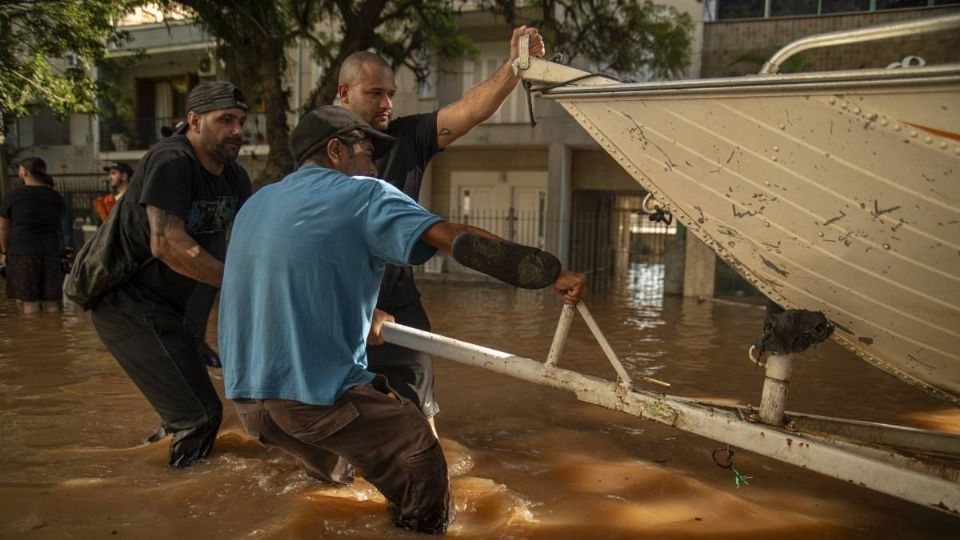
[186,81,248,114]
[103,162,134,176]
[289,105,395,166]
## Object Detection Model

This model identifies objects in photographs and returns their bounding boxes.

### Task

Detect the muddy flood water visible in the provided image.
[1,268,958,539]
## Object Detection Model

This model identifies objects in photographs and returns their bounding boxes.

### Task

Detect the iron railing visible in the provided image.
[50,174,112,225]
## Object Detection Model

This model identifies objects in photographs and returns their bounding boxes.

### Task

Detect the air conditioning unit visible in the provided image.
[198,52,216,77]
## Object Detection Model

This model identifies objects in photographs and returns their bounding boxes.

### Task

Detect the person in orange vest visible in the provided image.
[93,162,133,222]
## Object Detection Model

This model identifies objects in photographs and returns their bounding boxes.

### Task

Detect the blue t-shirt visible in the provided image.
[218,164,442,405]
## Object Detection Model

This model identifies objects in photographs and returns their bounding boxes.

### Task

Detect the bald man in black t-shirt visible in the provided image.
[336,27,547,434]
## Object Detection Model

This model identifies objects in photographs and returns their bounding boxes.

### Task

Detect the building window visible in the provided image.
[716,0,951,19]
[876,0,927,7]
[33,108,71,146]
[770,0,819,17]
[718,0,765,19]
[821,0,872,14]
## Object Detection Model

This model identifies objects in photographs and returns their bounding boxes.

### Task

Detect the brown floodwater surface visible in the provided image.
[1,272,958,538]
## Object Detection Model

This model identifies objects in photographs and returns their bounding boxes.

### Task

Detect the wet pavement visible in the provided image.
[1,266,958,538]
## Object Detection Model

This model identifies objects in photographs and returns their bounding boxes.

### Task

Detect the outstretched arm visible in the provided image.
[420,221,586,305]
[435,26,545,149]
[146,205,224,287]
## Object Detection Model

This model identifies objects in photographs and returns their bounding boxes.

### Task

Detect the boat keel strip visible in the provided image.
[380,313,960,515]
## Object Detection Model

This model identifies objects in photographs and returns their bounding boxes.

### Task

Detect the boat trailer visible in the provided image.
[381,303,960,515]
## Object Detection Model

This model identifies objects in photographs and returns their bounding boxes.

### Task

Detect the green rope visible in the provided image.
[732,468,752,489]
[713,445,752,489]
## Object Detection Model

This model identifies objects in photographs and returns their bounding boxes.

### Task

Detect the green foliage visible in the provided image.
[163,0,479,185]
[480,0,693,79]
[295,0,477,109]
[158,0,692,184]
[727,49,810,75]
[0,1,135,120]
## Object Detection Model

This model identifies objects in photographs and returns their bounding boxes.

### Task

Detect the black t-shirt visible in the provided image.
[375,111,441,308]
[115,134,251,314]
[0,185,65,256]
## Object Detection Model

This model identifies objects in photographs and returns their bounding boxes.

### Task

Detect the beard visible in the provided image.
[371,114,390,131]
[211,137,243,162]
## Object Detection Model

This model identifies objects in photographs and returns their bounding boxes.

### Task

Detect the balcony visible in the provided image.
[98,113,268,153]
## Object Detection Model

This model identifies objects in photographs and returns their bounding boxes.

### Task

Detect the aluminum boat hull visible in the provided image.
[533,65,960,405]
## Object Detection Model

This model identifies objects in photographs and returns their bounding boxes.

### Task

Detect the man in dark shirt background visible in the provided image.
[89,81,252,468]
[336,26,546,434]
[0,157,66,314]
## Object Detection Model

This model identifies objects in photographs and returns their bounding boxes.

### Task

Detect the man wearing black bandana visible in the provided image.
[89,81,252,468]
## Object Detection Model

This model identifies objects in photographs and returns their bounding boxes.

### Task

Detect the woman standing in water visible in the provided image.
[0,157,66,314]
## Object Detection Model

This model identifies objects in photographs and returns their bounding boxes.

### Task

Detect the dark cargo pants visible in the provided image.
[233,377,453,534]
[91,291,222,468]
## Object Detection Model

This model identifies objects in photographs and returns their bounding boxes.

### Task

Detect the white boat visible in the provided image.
[518,14,960,408]
[382,15,960,515]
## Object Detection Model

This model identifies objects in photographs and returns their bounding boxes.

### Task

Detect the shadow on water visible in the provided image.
[0,272,957,538]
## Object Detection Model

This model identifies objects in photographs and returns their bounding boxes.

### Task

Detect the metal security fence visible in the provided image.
[447,208,546,248]
[434,192,677,301]
[437,208,547,276]
[570,191,676,276]
[52,174,111,225]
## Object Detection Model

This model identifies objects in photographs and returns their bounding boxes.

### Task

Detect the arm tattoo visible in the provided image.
[438,127,452,136]
[146,206,183,238]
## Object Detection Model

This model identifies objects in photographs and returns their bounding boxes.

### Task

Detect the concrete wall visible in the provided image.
[701,6,960,77]
[571,150,644,192]
[428,147,548,217]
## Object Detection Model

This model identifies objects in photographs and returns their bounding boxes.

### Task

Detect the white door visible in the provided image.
[457,185,505,238]
[511,186,546,247]
[450,171,547,243]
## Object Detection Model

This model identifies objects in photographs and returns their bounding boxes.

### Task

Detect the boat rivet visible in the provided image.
[910,130,918,138]
[853,108,861,115]
[882,243,891,250]
[828,97,836,104]
[818,231,824,237]
[840,103,847,110]
[954,147,960,155]
[938,142,947,149]
[771,156,778,162]
[893,124,901,131]
[778,124,786,130]
[868,113,877,120]
[764,221,771,228]
[924,136,933,144]
[879,118,888,126]
[773,146,780,152]
[765,181,771,186]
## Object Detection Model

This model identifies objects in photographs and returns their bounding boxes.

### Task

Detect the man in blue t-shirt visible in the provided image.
[219,106,585,534]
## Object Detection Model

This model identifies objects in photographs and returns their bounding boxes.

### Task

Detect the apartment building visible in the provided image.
[6,1,954,297]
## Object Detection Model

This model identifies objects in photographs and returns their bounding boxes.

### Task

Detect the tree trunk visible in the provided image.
[222,37,293,189]
[253,40,293,189]
[305,0,390,110]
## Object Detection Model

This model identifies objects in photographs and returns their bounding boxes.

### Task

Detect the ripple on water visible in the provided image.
[1,283,958,539]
